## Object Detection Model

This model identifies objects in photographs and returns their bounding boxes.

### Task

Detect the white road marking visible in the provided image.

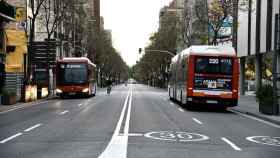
[192,118,203,125]
[124,91,132,134]
[170,102,174,105]
[246,136,280,146]
[221,137,242,151]
[0,101,49,114]
[119,133,144,137]
[24,124,42,132]
[98,89,132,158]
[78,103,83,107]
[59,110,69,115]
[228,109,280,129]
[0,133,23,144]
[144,131,209,142]
[178,108,184,112]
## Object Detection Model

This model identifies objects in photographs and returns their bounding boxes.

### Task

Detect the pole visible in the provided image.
[144,49,176,57]
[273,14,279,115]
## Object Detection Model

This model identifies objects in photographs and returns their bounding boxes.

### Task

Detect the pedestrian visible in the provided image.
[106,79,112,95]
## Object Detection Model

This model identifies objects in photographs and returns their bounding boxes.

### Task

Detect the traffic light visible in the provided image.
[138,48,142,54]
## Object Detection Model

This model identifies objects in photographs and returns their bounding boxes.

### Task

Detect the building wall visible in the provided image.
[238,0,280,57]
[3,0,27,73]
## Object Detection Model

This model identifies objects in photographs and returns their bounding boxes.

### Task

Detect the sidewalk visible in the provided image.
[231,93,280,125]
[0,86,106,113]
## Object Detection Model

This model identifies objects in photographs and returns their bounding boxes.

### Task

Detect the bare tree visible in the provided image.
[29,0,47,42]
[40,0,70,40]
[182,0,208,46]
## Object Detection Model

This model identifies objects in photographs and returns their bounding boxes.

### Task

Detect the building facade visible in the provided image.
[1,0,27,100]
[238,0,280,110]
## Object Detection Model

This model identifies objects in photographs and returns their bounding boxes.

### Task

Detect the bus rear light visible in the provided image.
[233,89,238,93]
[193,92,205,97]
[188,88,193,90]
[82,88,89,93]
[56,89,63,93]
[221,92,232,98]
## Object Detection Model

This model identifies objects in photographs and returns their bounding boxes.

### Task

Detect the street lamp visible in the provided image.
[138,48,176,57]
[138,48,175,88]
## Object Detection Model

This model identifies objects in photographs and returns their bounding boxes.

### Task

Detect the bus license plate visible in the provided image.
[208,82,217,88]
[207,100,218,104]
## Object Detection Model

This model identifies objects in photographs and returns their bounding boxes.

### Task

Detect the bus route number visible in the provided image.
[209,58,219,64]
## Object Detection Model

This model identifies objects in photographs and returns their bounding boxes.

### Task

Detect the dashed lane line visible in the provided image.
[221,137,242,151]
[59,110,69,115]
[178,108,184,112]
[192,118,203,125]
[78,103,83,107]
[0,101,50,115]
[24,124,42,132]
[118,133,144,137]
[0,133,23,144]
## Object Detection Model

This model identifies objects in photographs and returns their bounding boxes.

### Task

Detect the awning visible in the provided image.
[0,12,16,22]
[0,1,16,22]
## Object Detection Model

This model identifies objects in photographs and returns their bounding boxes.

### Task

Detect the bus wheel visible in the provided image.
[185,101,193,110]
[60,94,65,99]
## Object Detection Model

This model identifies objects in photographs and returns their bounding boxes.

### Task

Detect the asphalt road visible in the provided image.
[0,84,279,158]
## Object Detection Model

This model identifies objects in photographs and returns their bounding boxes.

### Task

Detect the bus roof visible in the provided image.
[58,57,96,67]
[181,45,236,57]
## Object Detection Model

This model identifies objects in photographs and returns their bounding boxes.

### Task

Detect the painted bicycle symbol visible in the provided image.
[144,131,209,142]
[246,136,280,146]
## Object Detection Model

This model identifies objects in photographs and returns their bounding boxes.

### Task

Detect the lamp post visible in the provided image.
[138,48,176,57]
[138,48,176,88]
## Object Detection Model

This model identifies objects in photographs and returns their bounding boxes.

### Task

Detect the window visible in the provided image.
[195,57,233,75]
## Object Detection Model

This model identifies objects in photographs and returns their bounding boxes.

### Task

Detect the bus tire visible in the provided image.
[180,91,183,105]
[60,94,65,99]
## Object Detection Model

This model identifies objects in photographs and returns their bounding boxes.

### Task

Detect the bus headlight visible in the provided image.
[56,89,63,93]
[82,88,89,93]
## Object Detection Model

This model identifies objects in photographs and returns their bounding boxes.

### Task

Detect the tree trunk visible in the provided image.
[232,0,239,52]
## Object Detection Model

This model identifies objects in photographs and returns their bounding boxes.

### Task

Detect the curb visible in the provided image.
[231,108,280,126]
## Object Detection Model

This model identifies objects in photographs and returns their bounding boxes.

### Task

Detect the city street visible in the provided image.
[0,84,279,158]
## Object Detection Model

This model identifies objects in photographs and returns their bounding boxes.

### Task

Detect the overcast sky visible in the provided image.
[100,0,173,66]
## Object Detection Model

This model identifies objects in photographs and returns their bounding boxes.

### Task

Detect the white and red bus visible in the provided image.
[56,57,97,98]
[168,46,239,108]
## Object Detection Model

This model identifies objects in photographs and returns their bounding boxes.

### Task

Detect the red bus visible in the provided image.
[56,57,97,98]
[168,46,239,108]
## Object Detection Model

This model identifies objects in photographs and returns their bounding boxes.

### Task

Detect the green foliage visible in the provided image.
[133,13,178,87]
[256,84,273,105]
[89,30,129,84]
[2,89,16,97]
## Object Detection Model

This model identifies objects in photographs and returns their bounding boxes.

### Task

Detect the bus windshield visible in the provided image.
[58,63,87,85]
[195,57,233,75]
